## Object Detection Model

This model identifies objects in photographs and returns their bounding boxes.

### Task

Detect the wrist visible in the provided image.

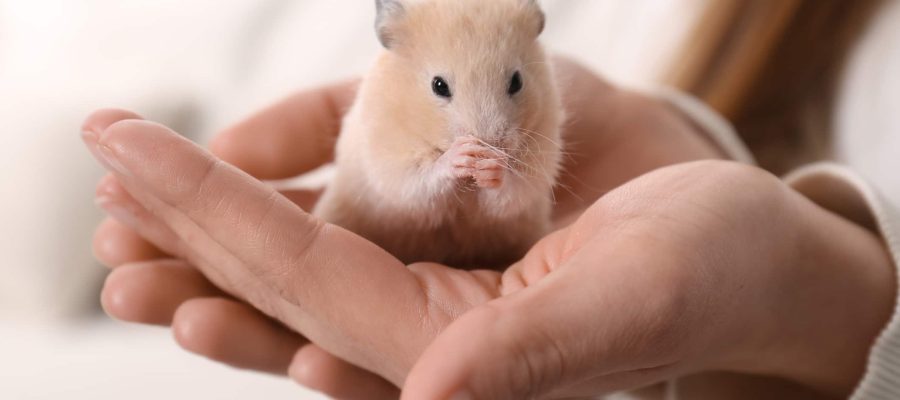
[737,186,896,397]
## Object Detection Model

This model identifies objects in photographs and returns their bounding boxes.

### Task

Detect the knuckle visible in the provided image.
[187,158,223,210]
[268,214,327,286]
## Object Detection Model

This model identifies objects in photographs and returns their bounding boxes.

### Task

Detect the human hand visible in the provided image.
[91,82,402,400]
[401,161,895,399]
[89,113,894,400]
[87,58,728,398]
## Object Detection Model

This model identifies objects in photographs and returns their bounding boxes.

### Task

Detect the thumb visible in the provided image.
[401,270,596,400]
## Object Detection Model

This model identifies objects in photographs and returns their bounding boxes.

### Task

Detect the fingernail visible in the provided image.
[81,129,98,142]
[96,200,139,228]
[448,390,473,400]
[97,143,132,177]
[82,131,113,170]
[82,131,131,176]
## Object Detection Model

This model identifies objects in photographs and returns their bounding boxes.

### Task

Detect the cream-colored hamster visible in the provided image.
[314,0,563,269]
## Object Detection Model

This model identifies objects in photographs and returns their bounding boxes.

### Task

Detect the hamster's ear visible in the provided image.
[522,0,546,37]
[375,0,405,49]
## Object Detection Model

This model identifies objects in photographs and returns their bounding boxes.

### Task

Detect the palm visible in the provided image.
[89,57,724,399]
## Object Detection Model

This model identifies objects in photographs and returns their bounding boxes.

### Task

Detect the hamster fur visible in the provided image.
[314,0,563,269]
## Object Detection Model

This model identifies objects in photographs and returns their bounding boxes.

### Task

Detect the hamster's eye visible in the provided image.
[432,76,452,99]
[508,71,523,96]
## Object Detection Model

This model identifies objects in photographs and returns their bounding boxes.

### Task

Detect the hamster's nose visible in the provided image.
[459,125,511,148]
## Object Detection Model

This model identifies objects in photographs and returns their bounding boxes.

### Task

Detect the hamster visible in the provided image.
[313,0,563,269]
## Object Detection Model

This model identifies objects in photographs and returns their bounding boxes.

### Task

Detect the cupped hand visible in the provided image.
[86,58,729,398]
[402,161,895,399]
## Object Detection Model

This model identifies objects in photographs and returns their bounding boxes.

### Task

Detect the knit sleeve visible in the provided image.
[786,165,900,400]
[658,87,900,400]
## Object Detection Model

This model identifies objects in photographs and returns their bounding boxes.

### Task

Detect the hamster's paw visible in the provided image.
[473,158,504,189]
[443,136,505,188]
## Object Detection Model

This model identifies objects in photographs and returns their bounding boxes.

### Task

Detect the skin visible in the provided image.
[85,58,895,399]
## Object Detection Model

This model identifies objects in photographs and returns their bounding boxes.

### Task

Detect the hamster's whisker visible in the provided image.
[501,159,529,181]
[519,132,546,153]
[509,132,579,205]
[552,180,583,204]
[517,149,576,157]
[450,182,464,204]
[557,169,606,200]
[517,129,561,148]
[521,61,549,70]
[515,128,563,149]
[473,138,528,171]
[515,133,577,166]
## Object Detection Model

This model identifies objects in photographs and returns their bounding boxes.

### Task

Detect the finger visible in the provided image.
[92,217,165,268]
[82,109,144,135]
[173,297,305,375]
[82,114,429,382]
[86,120,265,316]
[103,259,392,392]
[95,172,333,344]
[402,234,685,400]
[499,229,569,296]
[211,80,358,180]
[96,173,278,330]
[403,279,590,399]
[95,174,185,258]
[96,175,325,331]
[96,174,322,254]
[102,259,223,325]
[289,345,400,400]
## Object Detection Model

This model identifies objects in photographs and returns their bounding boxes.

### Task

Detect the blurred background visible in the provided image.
[0,0,710,398]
